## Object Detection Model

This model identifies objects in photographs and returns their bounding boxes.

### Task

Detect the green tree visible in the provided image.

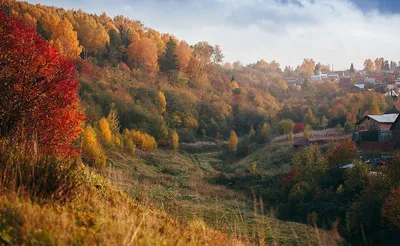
[160,37,178,72]
[303,108,317,127]
[212,44,224,64]
[344,121,354,133]
[321,116,328,129]
[279,119,295,135]
[304,124,311,139]
[292,145,328,184]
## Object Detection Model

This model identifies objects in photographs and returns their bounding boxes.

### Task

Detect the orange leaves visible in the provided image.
[128,35,159,77]
[328,138,359,167]
[123,129,157,151]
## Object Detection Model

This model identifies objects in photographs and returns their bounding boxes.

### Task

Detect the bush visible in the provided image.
[124,129,157,151]
[0,139,83,201]
[344,121,354,133]
[122,130,136,154]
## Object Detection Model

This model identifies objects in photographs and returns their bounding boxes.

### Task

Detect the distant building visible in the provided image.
[293,137,311,149]
[364,77,376,83]
[328,73,339,79]
[339,76,352,90]
[311,75,322,81]
[384,89,399,99]
[354,113,399,151]
[354,84,365,90]
[284,77,300,86]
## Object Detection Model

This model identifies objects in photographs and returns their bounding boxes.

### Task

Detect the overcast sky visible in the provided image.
[26,0,400,70]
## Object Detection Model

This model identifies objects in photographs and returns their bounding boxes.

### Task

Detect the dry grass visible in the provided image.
[272,129,351,143]
[0,172,251,245]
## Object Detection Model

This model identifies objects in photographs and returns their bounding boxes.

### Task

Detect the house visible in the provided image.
[311,75,322,81]
[328,73,339,79]
[339,76,352,90]
[354,113,399,151]
[384,89,399,100]
[375,83,387,93]
[354,84,365,90]
[284,77,300,86]
[364,77,376,84]
[390,115,400,148]
[293,137,311,149]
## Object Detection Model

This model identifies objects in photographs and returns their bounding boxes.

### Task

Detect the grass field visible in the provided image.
[101,147,341,245]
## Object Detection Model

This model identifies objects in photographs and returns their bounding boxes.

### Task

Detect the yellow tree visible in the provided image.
[81,125,107,168]
[107,103,120,135]
[369,102,381,115]
[262,123,270,139]
[76,15,109,57]
[51,18,82,58]
[296,58,315,79]
[304,124,311,139]
[228,130,239,152]
[122,129,135,154]
[364,59,375,73]
[186,55,201,81]
[39,13,82,58]
[98,118,112,144]
[169,130,179,152]
[375,58,384,73]
[303,108,317,127]
[157,91,167,114]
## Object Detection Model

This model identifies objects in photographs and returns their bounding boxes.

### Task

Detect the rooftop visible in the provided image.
[368,113,399,123]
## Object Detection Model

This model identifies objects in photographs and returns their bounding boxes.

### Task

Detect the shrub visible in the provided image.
[279,119,295,135]
[294,122,305,133]
[122,130,135,154]
[124,129,157,151]
[0,139,83,201]
[344,121,354,133]
[292,145,328,184]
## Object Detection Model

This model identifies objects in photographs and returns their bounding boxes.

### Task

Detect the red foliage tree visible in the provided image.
[328,138,359,167]
[0,12,84,157]
[294,122,305,133]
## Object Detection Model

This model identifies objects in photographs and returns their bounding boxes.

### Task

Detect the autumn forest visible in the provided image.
[1,0,400,245]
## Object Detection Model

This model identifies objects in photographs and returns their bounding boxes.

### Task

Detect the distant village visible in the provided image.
[284,63,400,99]
[285,62,400,152]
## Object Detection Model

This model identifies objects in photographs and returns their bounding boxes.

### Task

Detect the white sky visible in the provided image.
[26,0,400,70]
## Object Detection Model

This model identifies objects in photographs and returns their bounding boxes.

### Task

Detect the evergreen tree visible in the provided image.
[160,37,177,72]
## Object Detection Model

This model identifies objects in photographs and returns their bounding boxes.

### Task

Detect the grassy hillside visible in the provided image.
[100,148,340,245]
[0,146,247,245]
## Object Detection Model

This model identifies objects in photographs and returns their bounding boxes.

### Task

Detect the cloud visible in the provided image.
[26,0,400,70]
